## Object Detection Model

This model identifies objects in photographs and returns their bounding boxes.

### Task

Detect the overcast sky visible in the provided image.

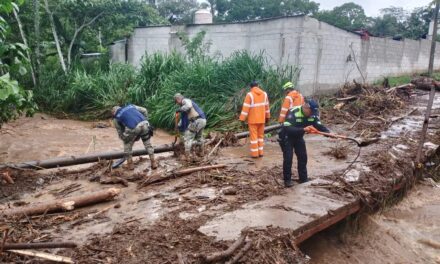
[315,0,432,16]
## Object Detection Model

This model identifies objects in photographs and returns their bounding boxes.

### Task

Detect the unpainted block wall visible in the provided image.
[110,16,440,96]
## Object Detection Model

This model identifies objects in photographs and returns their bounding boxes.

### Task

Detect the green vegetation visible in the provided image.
[431,72,440,81]
[35,51,299,130]
[376,72,440,88]
[0,0,36,127]
[378,75,413,87]
[1,0,433,129]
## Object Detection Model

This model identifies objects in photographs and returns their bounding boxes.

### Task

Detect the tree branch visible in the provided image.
[67,12,104,69]
[43,0,67,73]
[349,42,366,84]
[12,8,37,88]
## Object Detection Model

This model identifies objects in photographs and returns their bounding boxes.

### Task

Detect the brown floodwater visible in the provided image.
[301,183,440,264]
[0,113,174,163]
[2,114,440,263]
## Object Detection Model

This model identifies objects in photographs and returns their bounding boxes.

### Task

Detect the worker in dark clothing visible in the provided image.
[112,104,157,170]
[278,99,329,187]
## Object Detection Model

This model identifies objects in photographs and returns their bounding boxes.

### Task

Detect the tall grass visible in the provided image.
[35,51,300,129]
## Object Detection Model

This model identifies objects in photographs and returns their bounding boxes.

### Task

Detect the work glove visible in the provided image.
[265,118,270,125]
[304,126,319,134]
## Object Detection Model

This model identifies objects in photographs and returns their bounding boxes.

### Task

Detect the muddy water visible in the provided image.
[219,135,353,176]
[3,177,190,245]
[298,93,440,264]
[383,92,440,139]
[301,184,440,264]
[0,113,174,163]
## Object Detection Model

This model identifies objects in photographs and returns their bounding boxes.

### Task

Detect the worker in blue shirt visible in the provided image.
[112,104,157,170]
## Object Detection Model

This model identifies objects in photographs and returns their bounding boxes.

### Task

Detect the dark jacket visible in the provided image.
[279,106,329,139]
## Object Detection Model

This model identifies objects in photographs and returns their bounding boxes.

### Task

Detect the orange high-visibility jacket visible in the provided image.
[239,87,270,124]
[278,90,304,123]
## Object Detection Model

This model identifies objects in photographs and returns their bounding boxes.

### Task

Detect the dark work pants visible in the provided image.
[282,136,308,183]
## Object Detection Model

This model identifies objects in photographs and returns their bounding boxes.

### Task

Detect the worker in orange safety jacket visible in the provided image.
[278,81,304,123]
[239,81,270,158]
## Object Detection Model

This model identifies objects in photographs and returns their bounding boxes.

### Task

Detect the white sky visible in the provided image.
[315,0,432,16]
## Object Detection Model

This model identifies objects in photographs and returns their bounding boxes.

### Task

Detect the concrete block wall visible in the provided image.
[297,17,363,95]
[110,40,127,63]
[184,17,305,65]
[128,26,170,67]
[110,16,440,96]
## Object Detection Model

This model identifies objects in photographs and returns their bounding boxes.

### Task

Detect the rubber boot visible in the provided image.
[150,154,158,170]
[284,181,294,188]
[123,157,134,170]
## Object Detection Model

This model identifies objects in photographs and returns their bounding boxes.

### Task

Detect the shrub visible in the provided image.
[35,51,300,129]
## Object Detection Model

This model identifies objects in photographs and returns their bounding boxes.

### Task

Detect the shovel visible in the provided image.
[172,112,180,146]
[112,135,141,169]
[313,131,379,147]
[112,157,126,169]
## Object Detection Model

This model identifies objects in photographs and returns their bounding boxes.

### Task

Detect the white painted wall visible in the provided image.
[110,16,440,96]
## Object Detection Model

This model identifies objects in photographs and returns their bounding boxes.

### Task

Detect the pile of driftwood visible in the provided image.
[195,235,252,264]
[321,77,440,137]
[1,188,120,263]
[193,228,309,264]
[329,80,414,118]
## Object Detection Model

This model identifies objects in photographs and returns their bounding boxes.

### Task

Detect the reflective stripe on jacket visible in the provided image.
[239,87,270,124]
[283,106,329,133]
[278,91,304,123]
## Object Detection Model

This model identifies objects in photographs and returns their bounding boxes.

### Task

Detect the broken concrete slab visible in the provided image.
[199,181,354,241]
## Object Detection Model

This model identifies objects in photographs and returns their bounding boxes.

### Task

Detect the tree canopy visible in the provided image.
[203,0,319,22]
[315,2,368,32]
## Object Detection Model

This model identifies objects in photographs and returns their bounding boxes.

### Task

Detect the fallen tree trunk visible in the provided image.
[3,242,77,250]
[411,77,440,91]
[7,249,73,263]
[386,83,415,93]
[174,164,227,177]
[1,188,120,218]
[0,144,174,170]
[234,124,281,139]
[1,125,281,171]
[336,95,358,101]
[200,235,246,263]
[225,240,252,264]
[142,164,227,186]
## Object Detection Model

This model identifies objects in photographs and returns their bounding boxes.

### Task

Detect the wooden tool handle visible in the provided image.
[315,131,349,139]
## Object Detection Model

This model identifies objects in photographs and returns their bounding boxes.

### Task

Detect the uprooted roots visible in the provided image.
[320,81,413,136]
[322,150,416,210]
[323,145,349,160]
